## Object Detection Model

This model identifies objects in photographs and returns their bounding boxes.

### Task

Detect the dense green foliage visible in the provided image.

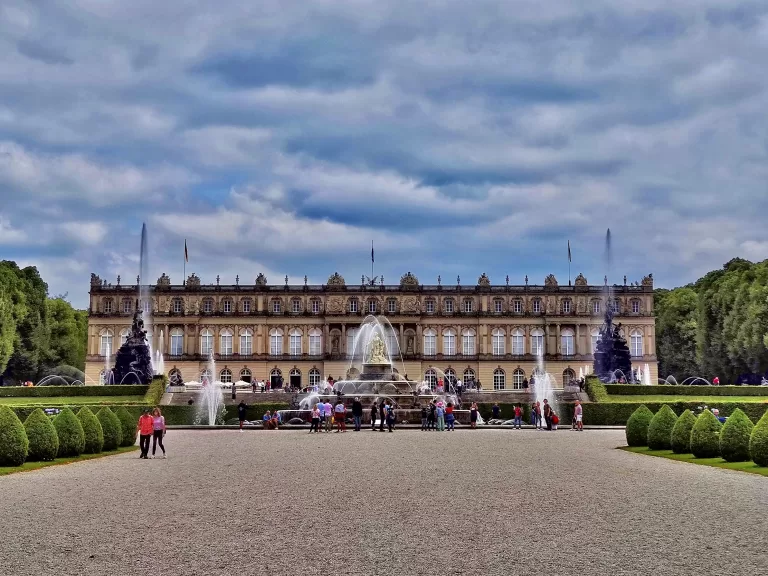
[625,405,654,447]
[749,411,768,466]
[719,409,754,462]
[647,405,678,450]
[0,385,149,398]
[146,376,168,406]
[604,385,768,397]
[0,261,87,383]
[0,405,29,466]
[690,410,722,458]
[54,408,85,456]
[116,407,138,447]
[23,408,59,461]
[655,287,700,380]
[670,410,697,454]
[584,376,608,402]
[96,408,122,450]
[76,407,104,454]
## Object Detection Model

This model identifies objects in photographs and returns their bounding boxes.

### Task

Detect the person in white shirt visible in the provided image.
[574,400,583,431]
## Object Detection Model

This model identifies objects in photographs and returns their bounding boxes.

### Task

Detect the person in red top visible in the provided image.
[136,409,154,459]
[513,405,522,429]
[713,376,720,386]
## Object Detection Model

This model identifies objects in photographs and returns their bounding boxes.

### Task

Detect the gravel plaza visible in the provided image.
[1,429,766,576]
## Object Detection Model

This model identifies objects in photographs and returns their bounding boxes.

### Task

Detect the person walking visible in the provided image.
[513,405,522,429]
[136,409,153,459]
[445,402,455,431]
[231,382,237,400]
[535,402,543,429]
[352,397,363,432]
[428,401,436,431]
[436,403,445,431]
[574,400,583,432]
[470,402,478,429]
[530,403,537,427]
[492,403,500,420]
[370,402,377,430]
[543,399,552,431]
[379,401,386,432]
[421,405,428,431]
[151,407,166,458]
[309,404,321,433]
[237,400,247,431]
[385,402,396,432]
[334,401,347,433]
[324,400,334,433]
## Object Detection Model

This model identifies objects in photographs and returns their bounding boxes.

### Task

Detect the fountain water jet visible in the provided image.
[197,352,224,425]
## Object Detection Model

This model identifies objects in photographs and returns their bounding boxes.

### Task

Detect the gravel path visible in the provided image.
[1,429,766,576]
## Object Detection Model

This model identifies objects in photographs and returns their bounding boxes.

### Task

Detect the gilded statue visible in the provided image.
[367,334,388,364]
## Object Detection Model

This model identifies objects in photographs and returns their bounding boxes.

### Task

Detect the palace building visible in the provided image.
[85,271,658,389]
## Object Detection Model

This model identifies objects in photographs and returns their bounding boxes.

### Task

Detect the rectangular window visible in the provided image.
[463,300,473,313]
[100,335,113,356]
[290,334,302,355]
[312,300,320,314]
[426,300,435,314]
[292,300,301,313]
[369,300,376,313]
[347,329,359,356]
[445,299,454,313]
[142,300,151,314]
[561,335,574,355]
[173,299,183,313]
[512,334,524,355]
[462,334,475,355]
[240,334,252,356]
[632,300,640,314]
[273,301,281,314]
[631,334,643,357]
[562,300,571,314]
[104,300,113,314]
[591,333,599,353]
[492,335,504,356]
[242,300,251,313]
[386,333,398,356]
[388,299,396,314]
[220,334,233,356]
[270,335,282,356]
[593,300,601,315]
[424,334,436,356]
[444,333,456,356]
[123,300,132,314]
[513,300,522,314]
[309,334,322,356]
[533,300,541,314]
[170,334,183,356]
[223,300,232,313]
[204,300,212,313]
[350,299,358,313]
[201,335,212,357]
[531,335,544,356]
[494,300,503,313]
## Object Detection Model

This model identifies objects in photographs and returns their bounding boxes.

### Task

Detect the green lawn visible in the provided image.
[605,395,768,404]
[621,446,768,477]
[0,446,139,476]
[0,396,147,406]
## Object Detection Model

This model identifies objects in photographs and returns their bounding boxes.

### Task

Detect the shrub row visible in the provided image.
[567,401,768,426]
[0,406,137,467]
[584,377,609,402]
[625,405,768,466]
[605,384,768,397]
[145,375,168,406]
[0,385,149,398]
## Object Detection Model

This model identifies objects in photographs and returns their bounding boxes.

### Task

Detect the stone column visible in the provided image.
[399,323,404,354]
[341,324,346,355]
[283,324,289,354]
[323,324,330,354]
[556,324,561,354]
[416,324,423,355]
[437,325,443,355]
[575,324,581,355]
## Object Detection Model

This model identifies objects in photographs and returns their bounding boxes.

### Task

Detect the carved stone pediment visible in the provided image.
[477,273,491,287]
[90,273,102,287]
[186,273,201,288]
[156,273,171,287]
[574,273,587,287]
[255,273,268,286]
[327,272,345,287]
[544,274,558,287]
[400,272,419,287]
[642,274,653,287]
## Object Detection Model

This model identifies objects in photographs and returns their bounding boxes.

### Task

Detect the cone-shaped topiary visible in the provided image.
[0,405,29,466]
[625,405,654,447]
[647,405,678,450]
[749,410,768,467]
[719,409,754,462]
[23,408,59,461]
[671,410,697,454]
[690,410,722,458]
[54,408,85,457]
[96,407,122,451]
[77,407,104,454]
[116,408,138,447]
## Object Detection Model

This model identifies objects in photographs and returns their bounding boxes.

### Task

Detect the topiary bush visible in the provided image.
[647,405,678,450]
[54,408,85,456]
[719,409,754,462]
[670,409,697,454]
[96,407,122,451]
[690,410,722,458]
[0,405,29,466]
[23,408,59,461]
[116,407,138,447]
[749,410,768,467]
[625,405,654,447]
[77,407,104,454]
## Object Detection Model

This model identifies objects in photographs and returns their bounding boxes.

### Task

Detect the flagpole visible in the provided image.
[183,240,187,286]
[371,240,374,284]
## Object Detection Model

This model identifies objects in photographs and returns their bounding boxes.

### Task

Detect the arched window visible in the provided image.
[100,330,113,356]
[424,368,437,390]
[200,329,213,356]
[591,328,600,353]
[463,368,476,387]
[270,368,282,387]
[172,298,184,314]
[170,328,184,356]
[630,329,644,357]
[493,368,506,390]
[220,329,233,357]
[289,328,302,356]
[240,329,253,356]
[309,328,322,356]
[443,329,456,357]
[511,328,525,355]
[513,368,525,389]
[269,328,283,356]
[492,328,505,356]
[289,368,301,388]
[309,368,321,387]
[346,328,359,357]
[240,368,252,383]
[423,329,436,356]
[462,329,476,356]
[444,368,457,387]
[563,368,576,386]
[220,368,232,383]
[200,368,212,383]
[120,328,130,347]
[530,328,545,356]
[561,328,575,356]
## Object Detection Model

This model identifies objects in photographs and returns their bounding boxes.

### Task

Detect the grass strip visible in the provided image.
[620,446,768,477]
[0,446,139,476]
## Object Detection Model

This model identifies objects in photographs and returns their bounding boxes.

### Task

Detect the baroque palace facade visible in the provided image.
[85,271,658,389]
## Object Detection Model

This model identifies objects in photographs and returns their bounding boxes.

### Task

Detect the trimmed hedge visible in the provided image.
[719,409,754,462]
[604,384,768,396]
[584,377,608,402]
[647,405,678,450]
[77,407,104,454]
[750,411,768,467]
[96,407,123,451]
[0,405,29,466]
[690,410,722,458]
[116,407,138,447]
[625,405,654,447]
[23,408,59,461]
[54,408,85,456]
[562,401,768,427]
[0,385,149,398]
[670,410,697,454]
[145,375,168,406]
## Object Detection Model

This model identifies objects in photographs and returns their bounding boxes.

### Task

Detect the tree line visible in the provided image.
[655,258,768,383]
[0,261,87,385]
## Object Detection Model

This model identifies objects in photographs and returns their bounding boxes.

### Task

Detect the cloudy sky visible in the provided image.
[1,0,767,308]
